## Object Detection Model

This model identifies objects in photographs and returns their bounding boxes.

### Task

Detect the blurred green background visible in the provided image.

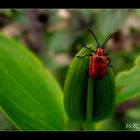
[0,9,140,130]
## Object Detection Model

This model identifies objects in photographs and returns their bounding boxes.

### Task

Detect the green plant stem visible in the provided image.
[83,77,94,130]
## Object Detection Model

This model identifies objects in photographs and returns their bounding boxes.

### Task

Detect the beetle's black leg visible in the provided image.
[76,54,92,58]
[104,53,109,56]
[107,58,112,67]
[86,67,89,72]
[82,43,96,54]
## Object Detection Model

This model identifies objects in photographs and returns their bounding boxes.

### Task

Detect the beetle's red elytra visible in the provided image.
[89,48,107,80]
[77,29,117,80]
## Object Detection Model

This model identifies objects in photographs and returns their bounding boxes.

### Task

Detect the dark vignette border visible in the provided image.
[0,0,139,8]
[0,131,140,140]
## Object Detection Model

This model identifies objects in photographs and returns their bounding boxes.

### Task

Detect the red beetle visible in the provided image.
[77,29,116,80]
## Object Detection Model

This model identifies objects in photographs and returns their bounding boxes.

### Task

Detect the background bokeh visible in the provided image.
[0,9,140,130]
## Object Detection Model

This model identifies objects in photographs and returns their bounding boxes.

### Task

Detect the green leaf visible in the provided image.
[0,34,68,130]
[116,55,140,105]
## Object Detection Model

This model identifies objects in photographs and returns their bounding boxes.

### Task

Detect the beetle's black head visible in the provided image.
[97,45,103,48]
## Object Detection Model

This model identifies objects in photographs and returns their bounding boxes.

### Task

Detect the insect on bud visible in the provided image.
[64,30,116,122]
[64,48,116,122]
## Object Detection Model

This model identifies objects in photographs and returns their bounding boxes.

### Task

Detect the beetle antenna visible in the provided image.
[102,32,117,48]
[88,29,100,47]
[82,43,96,53]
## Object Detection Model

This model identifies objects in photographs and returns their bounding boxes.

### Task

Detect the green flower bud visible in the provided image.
[64,48,116,122]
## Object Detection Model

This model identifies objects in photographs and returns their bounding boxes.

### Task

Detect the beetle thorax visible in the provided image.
[96,48,104,56]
